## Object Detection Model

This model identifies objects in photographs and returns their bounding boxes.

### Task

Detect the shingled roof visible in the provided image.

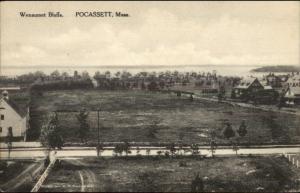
[235,77,259,89]
[285,86,300,98]
[1,97,28,118]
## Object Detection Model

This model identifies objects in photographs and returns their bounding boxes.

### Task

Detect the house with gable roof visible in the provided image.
[284,75,300,105]
[232,77,264,98]
[232,77,278,103]
[0,90,29,141]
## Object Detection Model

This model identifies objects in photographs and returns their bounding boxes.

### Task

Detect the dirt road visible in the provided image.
[65,159,98,192]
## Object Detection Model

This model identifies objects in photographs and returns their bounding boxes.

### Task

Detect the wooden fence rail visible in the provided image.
[31,154,57,192]
[284,153,299,169]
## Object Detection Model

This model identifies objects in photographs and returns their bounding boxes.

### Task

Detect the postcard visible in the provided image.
[0,1,299,192]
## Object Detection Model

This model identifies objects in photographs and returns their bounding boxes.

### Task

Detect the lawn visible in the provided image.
[41,156,300,192]
[0,159,44,192]
[30,89,300,145]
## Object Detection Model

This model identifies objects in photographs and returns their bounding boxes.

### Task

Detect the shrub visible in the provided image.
[179,161,187,167]
[0,161,8,171]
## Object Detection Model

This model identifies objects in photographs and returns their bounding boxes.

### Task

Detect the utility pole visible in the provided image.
[97,106,100,157]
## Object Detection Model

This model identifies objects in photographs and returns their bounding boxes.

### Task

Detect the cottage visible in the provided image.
[232,77,264,98]
[265,73,288,88]
[284,75,300,105]
[285,75,300,88]
[232,77,278,103]
[0,91,29,141]
[285,87,300,105]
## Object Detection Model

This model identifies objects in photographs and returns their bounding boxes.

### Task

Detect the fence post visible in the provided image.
[292,157,295,165]
[297,160,299,168]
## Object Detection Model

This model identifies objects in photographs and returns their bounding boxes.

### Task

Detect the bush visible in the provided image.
[0,161,8,171]
[179,161,187,167]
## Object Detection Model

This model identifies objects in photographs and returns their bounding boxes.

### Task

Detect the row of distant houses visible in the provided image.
[284,75,300,104]
[232,74,300,104]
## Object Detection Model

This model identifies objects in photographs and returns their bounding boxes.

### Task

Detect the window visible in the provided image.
[1,115,4,120]
[0,127,2,132]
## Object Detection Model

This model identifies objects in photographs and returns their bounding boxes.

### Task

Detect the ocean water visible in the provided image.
[1,65,264,78]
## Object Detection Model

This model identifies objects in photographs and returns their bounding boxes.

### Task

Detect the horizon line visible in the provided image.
[2,64,296,69]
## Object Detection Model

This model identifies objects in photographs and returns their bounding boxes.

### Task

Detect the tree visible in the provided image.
[115,71,121,79]
[123,141,131,156]
[232,142,239,156]
[191,174,204,192]
[157,150,163,156]
[6,127,13,159]
[81,71,90,80]
[94,71,101,79]
[113,144,124,156]
[40,113,64,151]
[105,71,111,79]
[167,143,176,157]
[210,140,217,157]
[50,70,60,80]
[148,81,158,91]
[223,123,235,139]
[136,146,141,155]
[191,144,200,156]
[146,149,151,156]
[76,109,90,143]
[61,72,69,80]
[237,120,247,137]
[164,151,170,157]
[218,85,226,102]
[113,141,131,156]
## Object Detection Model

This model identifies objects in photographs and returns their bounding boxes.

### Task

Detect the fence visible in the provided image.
[31,152,57,192]
[284,153,299,168]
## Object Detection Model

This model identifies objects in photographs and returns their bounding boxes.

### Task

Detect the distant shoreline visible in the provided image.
[2,64,263,69]
[251,65,300,73]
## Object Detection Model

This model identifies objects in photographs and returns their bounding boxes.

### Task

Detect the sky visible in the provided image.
[1,1,300,69]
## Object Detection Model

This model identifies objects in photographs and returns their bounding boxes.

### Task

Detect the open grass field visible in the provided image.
[0,159,44,192]
[40,156,300,192]
[30,89,300,145]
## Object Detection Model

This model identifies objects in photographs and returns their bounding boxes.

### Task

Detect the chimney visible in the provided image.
[2,90,9,100]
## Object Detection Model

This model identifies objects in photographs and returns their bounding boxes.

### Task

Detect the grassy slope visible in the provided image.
[0,160,32,185]
[0,159,42,192]
[30,90,300,145]
[42,156,300,192]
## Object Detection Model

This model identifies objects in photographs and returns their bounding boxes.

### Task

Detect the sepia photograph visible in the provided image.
[0,1,300,192]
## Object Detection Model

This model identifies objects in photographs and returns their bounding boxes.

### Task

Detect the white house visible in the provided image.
[0,91,29,141]
[284,75,300,105]
[285,87,300,105]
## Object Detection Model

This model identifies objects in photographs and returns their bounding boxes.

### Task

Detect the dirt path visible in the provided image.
[0,161,44,192]
[194,94,300,116]
[65,159,98,192]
